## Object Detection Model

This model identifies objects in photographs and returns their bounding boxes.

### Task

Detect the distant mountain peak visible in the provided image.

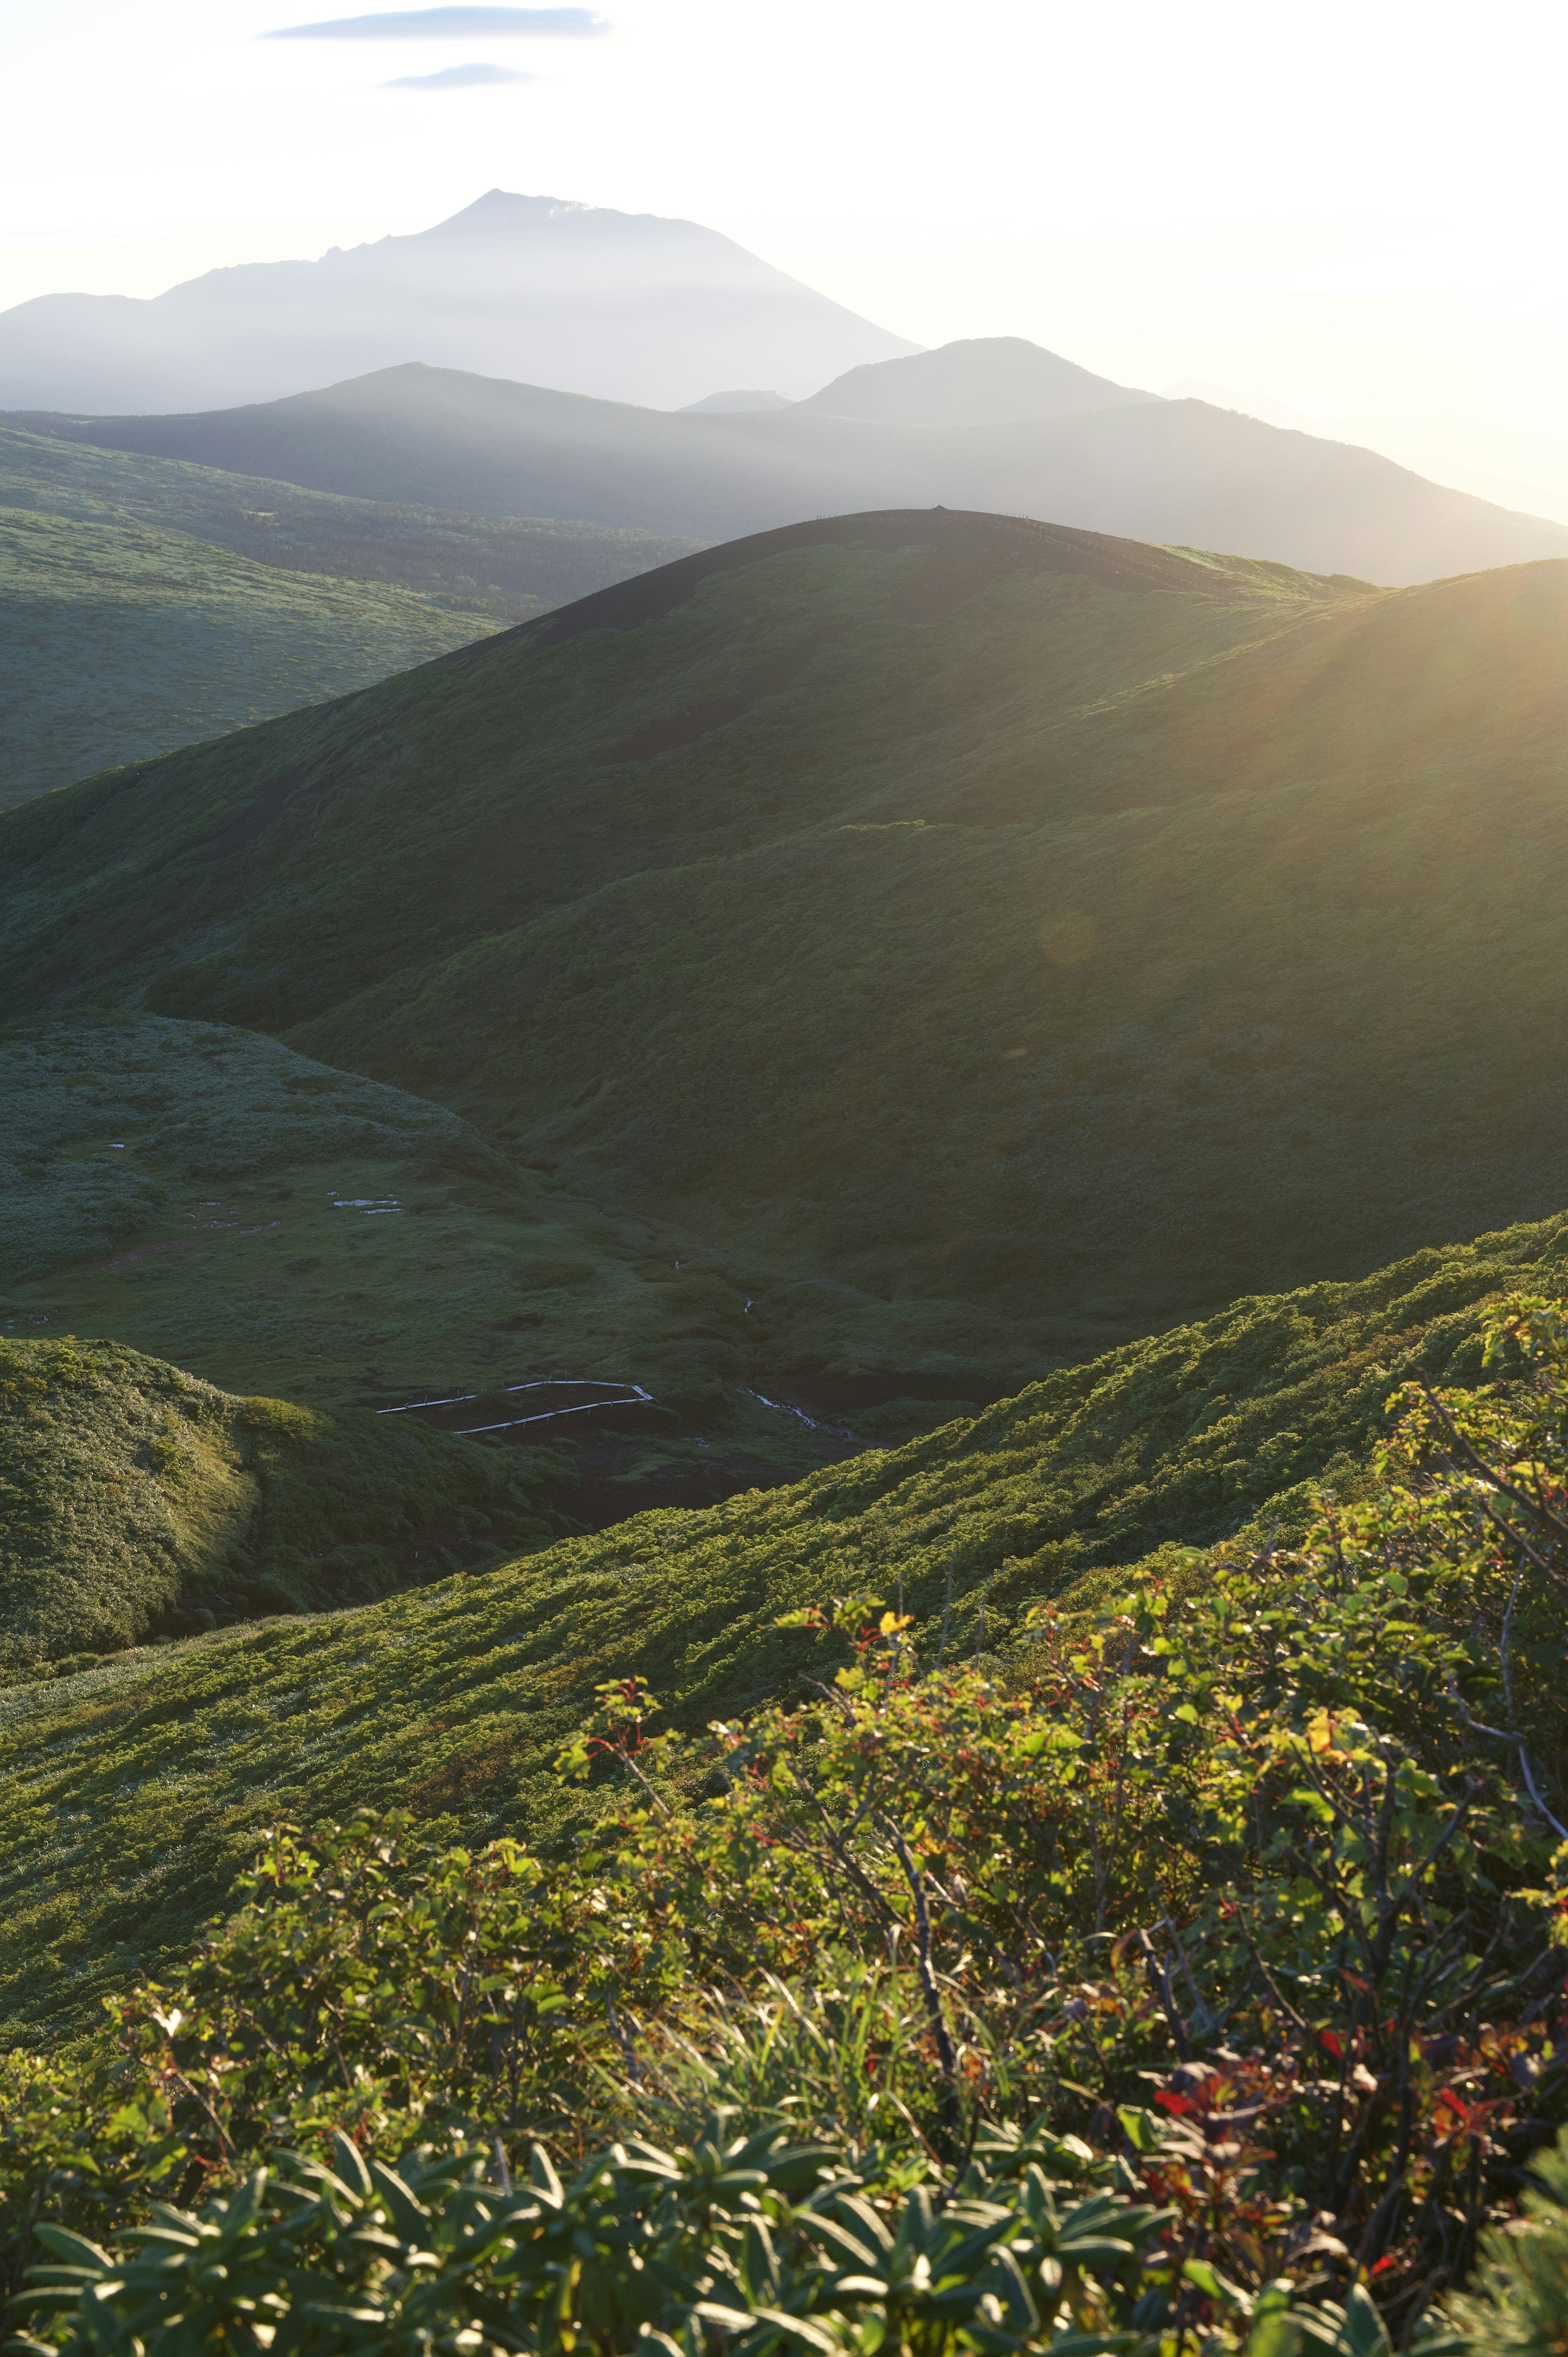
[0,194,918,415]
[798,336,1152,429]
[428,188,619,233]
[681,388,792,414]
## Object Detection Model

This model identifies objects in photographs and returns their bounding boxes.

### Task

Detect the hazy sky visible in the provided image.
[4,0,1566,514]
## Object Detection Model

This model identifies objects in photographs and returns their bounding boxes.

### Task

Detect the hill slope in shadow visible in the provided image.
[4,508,1568,1386]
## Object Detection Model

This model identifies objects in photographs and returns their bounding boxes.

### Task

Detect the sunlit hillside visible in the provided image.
[4,511,1566,1389]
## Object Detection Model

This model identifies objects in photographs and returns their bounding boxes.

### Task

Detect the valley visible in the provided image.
[6,512,1566,1402]
[4,41,1568,2344]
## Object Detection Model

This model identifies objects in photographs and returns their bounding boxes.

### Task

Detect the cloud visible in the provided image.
[265,7,606,38]
[383,58,533,85]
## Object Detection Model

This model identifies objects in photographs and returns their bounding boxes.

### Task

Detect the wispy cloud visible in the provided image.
[383,58,533,85]
[265,7,606,38]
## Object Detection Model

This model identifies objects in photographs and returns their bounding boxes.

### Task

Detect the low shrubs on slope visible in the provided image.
[1,1206,1562,2036]
[0,1333,563,1676]
[7,1291,1568,2353]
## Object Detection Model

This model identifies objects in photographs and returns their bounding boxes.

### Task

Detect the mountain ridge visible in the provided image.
[17,356,1564,586]
[0,190,920,415]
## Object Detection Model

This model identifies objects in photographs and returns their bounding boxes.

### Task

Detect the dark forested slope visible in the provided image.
[4,509,1567,1381]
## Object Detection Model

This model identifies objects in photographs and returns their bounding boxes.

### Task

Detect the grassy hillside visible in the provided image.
[27,360,1568,582]
[0,426,702,804]
[4,511,1567,1387]
[0,502,498,809]
[0,1199,1561,2039]
[0,1333,564,1679]
[0,423,702,621]
[0,1012,775,1425]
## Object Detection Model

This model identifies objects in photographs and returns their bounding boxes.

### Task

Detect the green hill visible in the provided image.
[0,1331,564,1680]
[0,426,702,805]
[0,502,496,810]
[4,510,1567,1392]
[0,1198,1560,2038]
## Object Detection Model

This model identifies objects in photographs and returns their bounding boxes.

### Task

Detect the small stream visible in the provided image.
[375,1378,653,1438]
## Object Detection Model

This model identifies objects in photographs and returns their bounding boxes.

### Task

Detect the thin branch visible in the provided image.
[1444,1677,1568,1843]
[1414,1376,1568,1570]
[873,1809,959,2094]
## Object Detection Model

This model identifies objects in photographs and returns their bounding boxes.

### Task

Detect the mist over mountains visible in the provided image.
[0,190,919,415]
[8,187,1565,591]
[23,343,1568,587]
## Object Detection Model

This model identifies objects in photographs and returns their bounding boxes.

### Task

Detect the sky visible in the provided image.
[3,0,1567,516]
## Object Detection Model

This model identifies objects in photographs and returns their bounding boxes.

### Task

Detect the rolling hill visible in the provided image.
[25,351,1568,586]
[0,1195,1559,2035]
[0,189,918,415]
[0,423,703,618]
[0,1332,563,1679]
[0,424,702,804]
[4,507,1568,1396]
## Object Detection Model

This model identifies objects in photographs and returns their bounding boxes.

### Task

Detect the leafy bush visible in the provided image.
[1448,2124,1568,2357]
[10,1293,1568,2350]
[10,2119,1360,2357]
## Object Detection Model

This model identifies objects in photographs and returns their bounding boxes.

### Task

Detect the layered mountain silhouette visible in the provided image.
[796,336,1152,426]
[0,191,919,415]
[6,507,1568,1381]
[20,345,1568,585]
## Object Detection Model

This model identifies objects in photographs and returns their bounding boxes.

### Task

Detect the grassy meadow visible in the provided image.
[0,1013,698,1410]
